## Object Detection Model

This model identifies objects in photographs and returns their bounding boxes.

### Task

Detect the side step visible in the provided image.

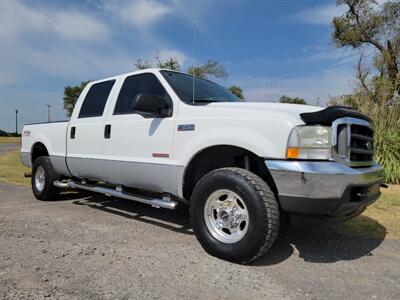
[54,180,177,210]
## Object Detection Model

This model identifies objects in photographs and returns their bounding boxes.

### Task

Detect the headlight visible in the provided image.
[286,125,332,160]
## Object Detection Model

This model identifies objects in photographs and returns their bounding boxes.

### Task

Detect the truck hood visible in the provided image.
[205,101,323,119]
[178,101,325,160]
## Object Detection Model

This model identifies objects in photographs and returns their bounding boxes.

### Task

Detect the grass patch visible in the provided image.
[0,137,21,145]
[0,150,30,185]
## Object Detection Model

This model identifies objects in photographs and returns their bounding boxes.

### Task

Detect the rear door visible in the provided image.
[66,79,116,180]
[101,72,175,193]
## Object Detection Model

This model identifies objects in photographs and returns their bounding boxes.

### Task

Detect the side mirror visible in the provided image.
[132,94,171,118]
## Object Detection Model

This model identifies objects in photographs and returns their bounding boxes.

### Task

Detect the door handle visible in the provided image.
[104,124,111,139]
[70,126,76,139]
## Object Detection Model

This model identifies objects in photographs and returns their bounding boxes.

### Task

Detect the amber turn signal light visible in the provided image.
[286,147,299,159]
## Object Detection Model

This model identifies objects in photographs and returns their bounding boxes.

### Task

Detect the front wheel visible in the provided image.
[190,167,280,264]
[32,156,60,201]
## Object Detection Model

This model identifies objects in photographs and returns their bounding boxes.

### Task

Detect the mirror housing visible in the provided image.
[132,94,171,118]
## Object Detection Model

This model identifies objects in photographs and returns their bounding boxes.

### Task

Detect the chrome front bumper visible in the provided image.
[265,160,385,219]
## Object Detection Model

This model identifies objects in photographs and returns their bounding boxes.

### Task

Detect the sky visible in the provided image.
[0,0,362,132]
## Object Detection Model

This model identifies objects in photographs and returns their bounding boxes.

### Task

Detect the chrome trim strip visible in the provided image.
[265,160,383,175]
[68,181,177,210]
[265,159,385,206]
[53,180,70,188]
[331,117,374,167]
[66,156,185,197]
[20,152,31,168]
[66,155,184,167]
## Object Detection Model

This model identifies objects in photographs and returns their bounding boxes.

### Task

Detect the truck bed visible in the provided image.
[21,121,69,175]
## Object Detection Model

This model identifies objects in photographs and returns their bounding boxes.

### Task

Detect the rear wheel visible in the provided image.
[190,167,280,264]
[32,156,60,201]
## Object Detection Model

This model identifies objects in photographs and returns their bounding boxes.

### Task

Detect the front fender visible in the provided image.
[173,126,283,167]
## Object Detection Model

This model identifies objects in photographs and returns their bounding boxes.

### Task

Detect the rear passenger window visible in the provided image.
[114,73,171,115]
[78,80,115,118]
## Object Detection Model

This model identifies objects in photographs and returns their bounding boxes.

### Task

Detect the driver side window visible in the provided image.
[114,73,171,115]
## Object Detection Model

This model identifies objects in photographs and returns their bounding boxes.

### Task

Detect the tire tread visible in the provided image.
[32,156,60,201]
[191,167,280,264]
[222,168,279,263]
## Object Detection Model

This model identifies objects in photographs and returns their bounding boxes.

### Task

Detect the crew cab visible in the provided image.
[21,69,385,263]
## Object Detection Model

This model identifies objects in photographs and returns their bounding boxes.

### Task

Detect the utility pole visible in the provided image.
[15,109,18,135]
[46,104,52,122]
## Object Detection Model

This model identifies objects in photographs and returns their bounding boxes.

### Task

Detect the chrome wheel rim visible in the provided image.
[204,189,249,244]
[35,166,46,192]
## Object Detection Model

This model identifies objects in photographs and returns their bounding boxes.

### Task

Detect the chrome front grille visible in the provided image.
[332,117,374,167]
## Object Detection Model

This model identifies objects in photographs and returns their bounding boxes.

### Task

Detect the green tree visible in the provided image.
[328,80,400,183]
[63,81,90,117]
[279,95,307,105]
[328,94,358,107]
[332,0,400,93]
[331,0,400,183]
[134,57,228,80]
[132,56,244,100]
[187,60,228,80]
[228,85,244,99]
[0,129,9,137]
[134,57,180,71]
[156,57,180,70]
[134,59,152,70]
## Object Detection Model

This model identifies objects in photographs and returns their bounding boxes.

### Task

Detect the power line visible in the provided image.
[15,109,18,135]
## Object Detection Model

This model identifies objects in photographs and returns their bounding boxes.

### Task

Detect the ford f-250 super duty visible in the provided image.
[21,69,385,263]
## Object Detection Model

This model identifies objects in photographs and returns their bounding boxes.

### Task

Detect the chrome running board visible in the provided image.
[53,180,177,210]
[53,180,69,188]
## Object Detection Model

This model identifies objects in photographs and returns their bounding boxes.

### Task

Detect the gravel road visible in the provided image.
[0,145,399,299]
[0,143,19,154]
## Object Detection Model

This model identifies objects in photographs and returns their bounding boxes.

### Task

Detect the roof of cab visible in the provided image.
[89,68,162,85]
[89,68,200,85]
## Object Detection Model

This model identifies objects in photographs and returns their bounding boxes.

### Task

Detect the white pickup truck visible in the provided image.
[21,69,385,263]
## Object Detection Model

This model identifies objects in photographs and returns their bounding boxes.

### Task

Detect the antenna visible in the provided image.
[192,29,195,103]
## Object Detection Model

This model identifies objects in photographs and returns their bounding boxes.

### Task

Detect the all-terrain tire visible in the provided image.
[190,167,280,264]
[31,156,60,201]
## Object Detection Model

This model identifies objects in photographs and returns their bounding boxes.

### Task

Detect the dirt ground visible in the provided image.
[0,180,399,300]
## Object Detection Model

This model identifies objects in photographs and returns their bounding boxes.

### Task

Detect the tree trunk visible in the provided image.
[386,40,400,93]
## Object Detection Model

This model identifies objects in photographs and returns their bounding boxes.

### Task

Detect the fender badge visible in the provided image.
[177,124,195,131]
[152,153,169,158]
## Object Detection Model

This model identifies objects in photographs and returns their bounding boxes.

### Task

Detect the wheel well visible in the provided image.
[183,145,278,201]
[31,142,49,164]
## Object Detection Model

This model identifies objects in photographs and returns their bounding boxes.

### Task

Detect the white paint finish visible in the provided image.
[101,114,176,188]
[66,117,105,178]
[101,70,178,186]
[66,77,120,179]
[171,101,319,166]
[21,68,323,197]
[101,116,175,164]
[21,121,68,157]
[20,121,69,174]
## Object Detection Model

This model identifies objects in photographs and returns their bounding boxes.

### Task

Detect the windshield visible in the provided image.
[160,70,242,104]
